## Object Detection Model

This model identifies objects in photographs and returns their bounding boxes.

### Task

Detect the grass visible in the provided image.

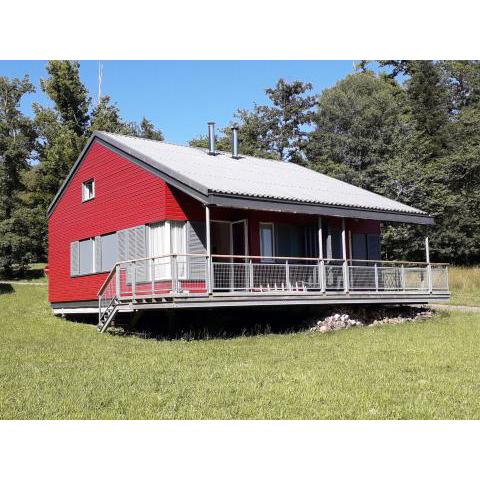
[1,277,480,419]
[448,266,480,307]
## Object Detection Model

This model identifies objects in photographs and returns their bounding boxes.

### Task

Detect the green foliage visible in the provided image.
[40,60,90,136]
[0,76,36,275]
[307,72,409,189]
[88,95,136,135]
[307,62,480,264]
[139,117,164,141]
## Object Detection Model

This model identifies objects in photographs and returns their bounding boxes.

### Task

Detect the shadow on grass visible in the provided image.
[104,305,432,341]
[109,305,322,341]
[0,283,14,294]
[0,264,46,282]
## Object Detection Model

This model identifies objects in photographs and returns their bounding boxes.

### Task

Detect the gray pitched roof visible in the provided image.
[47,131,433,225]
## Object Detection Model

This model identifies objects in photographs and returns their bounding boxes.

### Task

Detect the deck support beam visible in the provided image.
[206,205,212,294]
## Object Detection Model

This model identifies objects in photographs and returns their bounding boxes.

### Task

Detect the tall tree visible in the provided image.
[31,61,91,203]
[88,96,135,135]
[307,72,410,190]
[40,60,90,136]
[0,76,36,275]
[253,79,316,162]
[379,60,450,160]
[139,117,164,141]
[89,97,164,140]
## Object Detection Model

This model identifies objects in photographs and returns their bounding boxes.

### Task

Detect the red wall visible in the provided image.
[48,141,201,303]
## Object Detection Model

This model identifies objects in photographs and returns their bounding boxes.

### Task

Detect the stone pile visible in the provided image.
[310,313,363,333]
[310,307,433,333]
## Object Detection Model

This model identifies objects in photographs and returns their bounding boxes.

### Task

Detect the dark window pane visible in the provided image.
[367,234,381,260]
[275,224,304,257]
[352,233,367,260]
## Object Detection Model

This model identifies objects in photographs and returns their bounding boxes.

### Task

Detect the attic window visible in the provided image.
[82,179,95,202]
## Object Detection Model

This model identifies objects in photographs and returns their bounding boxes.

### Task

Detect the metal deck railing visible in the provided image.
[98,254,449,325]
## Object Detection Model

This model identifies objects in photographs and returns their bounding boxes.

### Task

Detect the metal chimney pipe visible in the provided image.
[231,125,239,159]
[208,122,216,155]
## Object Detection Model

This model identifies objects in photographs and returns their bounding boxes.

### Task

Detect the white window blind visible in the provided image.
[259,223,274,261]
[149,221,186,279]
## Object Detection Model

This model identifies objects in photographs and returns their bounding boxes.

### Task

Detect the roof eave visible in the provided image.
[207,193,434,225]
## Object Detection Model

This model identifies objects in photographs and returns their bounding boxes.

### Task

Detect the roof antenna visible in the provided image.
[97,61,103,105]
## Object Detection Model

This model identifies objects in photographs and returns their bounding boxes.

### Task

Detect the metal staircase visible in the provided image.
[97,297,119,333]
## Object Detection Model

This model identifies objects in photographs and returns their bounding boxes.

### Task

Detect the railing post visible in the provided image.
[374,263,379,292]
[341,218,349,293]
[171,255,178,294]
[132,261,136,301]
[115,264,120,299]
[427,264,433,294]
[229,260,234,292]
[151,258,155,297]
[249,259,254,292]
[205,205,212,295]
[343,260,349,293]
[401,264,406,292]
[285,260,291,291]
[321,260,326,293]
[425,235,432,294]
[317,260,325,293]
[205,255,211,294]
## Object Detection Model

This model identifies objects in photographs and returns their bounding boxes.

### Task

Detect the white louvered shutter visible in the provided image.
[132,225,148,282]
[187,221,206,279]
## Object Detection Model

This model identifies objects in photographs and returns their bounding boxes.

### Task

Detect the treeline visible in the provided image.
[190,61,480,265]
[1,61,479,276]
[0,61,163,276]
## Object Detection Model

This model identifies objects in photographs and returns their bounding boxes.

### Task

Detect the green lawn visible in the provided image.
[1,279,479,419]
[449,266,480,307]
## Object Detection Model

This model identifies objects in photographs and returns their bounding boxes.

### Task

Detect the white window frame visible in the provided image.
[149,220,187,280]
[82,179,95,202]
[259,222,275,262]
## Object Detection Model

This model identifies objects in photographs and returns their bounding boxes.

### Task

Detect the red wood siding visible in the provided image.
[48,141,202,303]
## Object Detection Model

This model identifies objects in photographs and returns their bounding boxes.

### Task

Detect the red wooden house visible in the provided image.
[47,125,449,332]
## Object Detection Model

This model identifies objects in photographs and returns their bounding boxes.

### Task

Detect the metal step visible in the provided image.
[97,301,119,333]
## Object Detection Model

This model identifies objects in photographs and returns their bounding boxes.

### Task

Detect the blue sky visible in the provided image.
[0,61,357,145]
